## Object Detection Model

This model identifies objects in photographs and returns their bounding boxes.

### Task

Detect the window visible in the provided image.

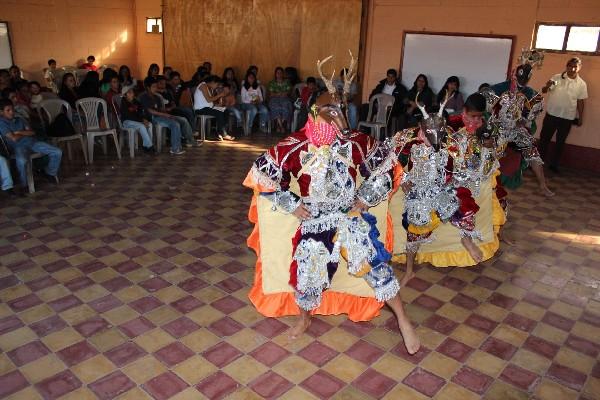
[0,22,13,68]
[146,17,163,34]
[534,23,600,54]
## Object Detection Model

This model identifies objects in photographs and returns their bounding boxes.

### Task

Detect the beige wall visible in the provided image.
[163,0,361,84]
[134,0,164,79]
[363,0,600,149]
[0,0,137,81]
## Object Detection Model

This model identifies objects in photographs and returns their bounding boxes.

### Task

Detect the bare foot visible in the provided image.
[286,313,311,342]
[541,186,554,197]
[400,270,415,287]
[397,314,420,355]
[461,237,483,263]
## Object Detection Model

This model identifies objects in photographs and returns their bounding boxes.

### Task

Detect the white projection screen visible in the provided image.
[0,22,13,69]
[401,32,514,98]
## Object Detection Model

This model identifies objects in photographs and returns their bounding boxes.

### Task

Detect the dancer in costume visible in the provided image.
[396,94,486,285]
[244,53,420,354]
[486,49,553,197]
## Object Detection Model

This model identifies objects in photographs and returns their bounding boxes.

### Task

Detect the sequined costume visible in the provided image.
[398,128,481,251]
[247,117,402,316]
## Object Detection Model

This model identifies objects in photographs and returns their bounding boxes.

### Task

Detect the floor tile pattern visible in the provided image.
[0,138,599,399]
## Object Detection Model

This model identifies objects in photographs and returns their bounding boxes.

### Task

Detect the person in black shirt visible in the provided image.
[406,74,435,127]
[120,86,154,153]
[156,75,198,146]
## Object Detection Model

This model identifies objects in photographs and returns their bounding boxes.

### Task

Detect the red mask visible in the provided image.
[305,118,339,147]
[462,111,483,134]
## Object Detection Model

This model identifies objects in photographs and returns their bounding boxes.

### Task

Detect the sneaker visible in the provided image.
[170,148,186,155]
[222,133,236,141]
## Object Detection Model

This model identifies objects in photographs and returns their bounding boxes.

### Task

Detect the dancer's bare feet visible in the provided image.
[400,270,415,287]
[386,295,420,355]
[398,314,421,355]
[541,185,554,197]
[461,237,483,263]
[286,311,311,342]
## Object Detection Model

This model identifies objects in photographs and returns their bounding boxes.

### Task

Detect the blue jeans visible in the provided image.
[347,103,358,130]
[122,120,153,148]
[171,115,194,143]
[152,116,182,151]
[228,106,242,127]
[0,155,13,190]
[13,140,62,186]
[239,103,269,131]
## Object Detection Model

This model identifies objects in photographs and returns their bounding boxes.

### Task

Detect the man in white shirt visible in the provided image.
[539,57,588,172]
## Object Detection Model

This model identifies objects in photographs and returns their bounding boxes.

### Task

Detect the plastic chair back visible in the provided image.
[76,97,110,132]
[38,99,72,133]
[368,94,395,124]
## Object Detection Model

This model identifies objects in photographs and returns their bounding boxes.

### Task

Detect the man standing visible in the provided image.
[539,57,588,173]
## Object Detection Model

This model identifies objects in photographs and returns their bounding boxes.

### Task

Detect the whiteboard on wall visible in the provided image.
[0,22,13,69]
[401,32,514,99]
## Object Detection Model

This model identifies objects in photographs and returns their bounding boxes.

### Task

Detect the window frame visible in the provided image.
[146,17,163,34]
[533,22,600,55]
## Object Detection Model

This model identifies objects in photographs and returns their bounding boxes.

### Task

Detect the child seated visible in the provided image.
[0,99,62,188]
[120,86,154,153]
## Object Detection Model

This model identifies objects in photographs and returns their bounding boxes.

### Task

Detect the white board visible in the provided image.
[401,33,513,98]
[0,22,13,69]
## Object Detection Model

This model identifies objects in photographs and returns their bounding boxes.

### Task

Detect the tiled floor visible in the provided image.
[0,137,599,400]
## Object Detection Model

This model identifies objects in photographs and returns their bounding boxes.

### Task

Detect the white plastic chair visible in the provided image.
[357,93,395,140]
[111,95,154,159]
[291,83,306,133]
[190,87,214,142]
[76,97,121,163]
[38,99,88,164]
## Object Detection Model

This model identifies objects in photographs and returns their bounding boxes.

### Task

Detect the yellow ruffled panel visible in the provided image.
[407,211,441,235]
[392,238,499,268]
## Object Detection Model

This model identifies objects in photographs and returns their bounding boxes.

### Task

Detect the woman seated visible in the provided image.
[119,65,137,88]
[437,76,464,115]
[240,71,269,134]
[193,75,235,141]
[77,71,101,99]
[59,73,79,108]
[406,74,434,126]
[267,67,293,134]
[100,68,118,96]
[147,63,160,79]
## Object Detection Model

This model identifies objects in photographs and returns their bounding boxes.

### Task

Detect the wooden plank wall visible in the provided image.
[163,0,361,83]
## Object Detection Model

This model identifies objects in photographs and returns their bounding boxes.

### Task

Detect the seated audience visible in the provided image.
[9,65,26,88]
[139,76,184,155]
[193,75,235,141]
[163,66,173,80]
[297,76,319,128]
[0,99,62,188]
[119,65,137,87]
[268,67,293,134]
[59,73,79,108]
[284,67,300,86]
[147,64,160,79]
[437,76,464,115]
[2,87,31,124]
[333,69,358,129]
[120,86,154,153]
[0,154,18,197]
[0,69,10,91]
[406,73,434,126]
[29,82,44,107]
[156,75,197,146]
[222,67,239,96]
[104,75,121,106]
[100,68,119,96]
[364,68,408,129]
[77,71,101,99]
[478,83,490,91]
[81,55,98,71]
[44,59,59,93]
[240,71,269,133]
[203,61,212,75]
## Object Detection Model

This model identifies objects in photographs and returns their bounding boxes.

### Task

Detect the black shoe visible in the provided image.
[143,146,155,153]
[43,173,59,184]
[549,165,560,174]
[3,187,26,197]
